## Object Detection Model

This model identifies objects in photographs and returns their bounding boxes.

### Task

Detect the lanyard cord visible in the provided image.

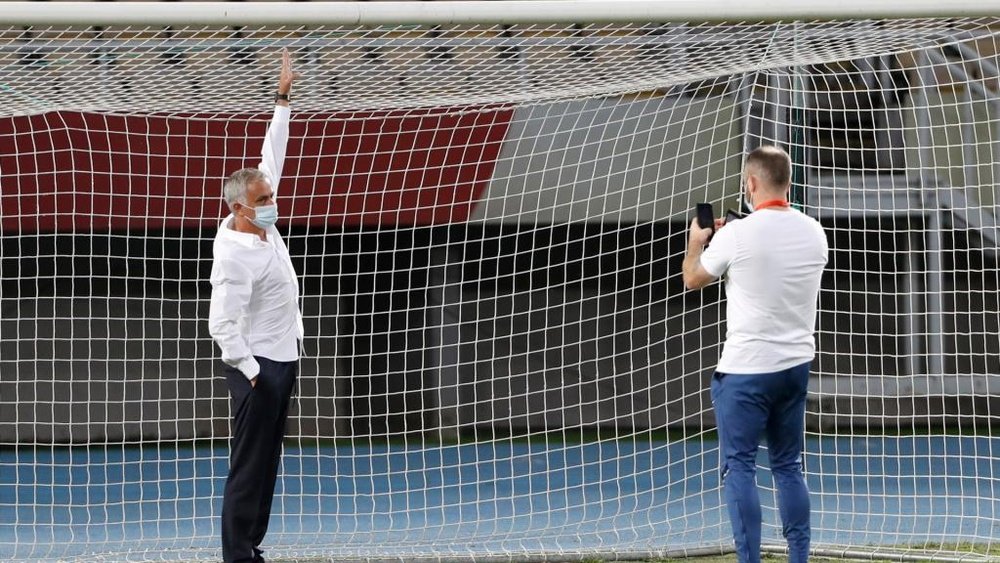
[754,199,790,211]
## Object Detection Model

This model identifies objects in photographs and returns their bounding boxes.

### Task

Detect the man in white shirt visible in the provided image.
[682,145,828,563]
[208,48,302,563]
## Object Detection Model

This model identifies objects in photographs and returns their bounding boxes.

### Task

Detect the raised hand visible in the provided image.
[277,47,301,98]
[688,217,713,248]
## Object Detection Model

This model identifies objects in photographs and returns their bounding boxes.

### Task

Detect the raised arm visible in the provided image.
[258,48,300,197]
[683,217,726,290]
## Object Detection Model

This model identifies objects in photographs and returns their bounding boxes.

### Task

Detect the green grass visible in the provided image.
[656,558,845,563]
[893,542,1000,559]
[589,546,1000,563]
[568,558,857,563]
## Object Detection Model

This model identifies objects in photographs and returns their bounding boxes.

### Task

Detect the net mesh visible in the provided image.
[1,16,999,562]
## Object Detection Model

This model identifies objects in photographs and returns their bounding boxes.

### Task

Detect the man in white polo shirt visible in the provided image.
[208,48,302,563]
[682,145,828,563]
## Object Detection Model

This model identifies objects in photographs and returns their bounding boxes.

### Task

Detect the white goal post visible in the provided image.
[2,2,1000,561]
[4,0,1000,25]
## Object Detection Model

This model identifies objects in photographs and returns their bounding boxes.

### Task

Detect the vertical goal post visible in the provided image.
[2,1,1000,561]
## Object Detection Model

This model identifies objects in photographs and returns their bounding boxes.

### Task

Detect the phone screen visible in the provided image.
[696,203,715,230]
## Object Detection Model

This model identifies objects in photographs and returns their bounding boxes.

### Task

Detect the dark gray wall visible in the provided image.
[3,218,999,444]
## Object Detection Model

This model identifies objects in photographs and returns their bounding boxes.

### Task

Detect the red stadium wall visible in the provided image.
[0,107,513,233]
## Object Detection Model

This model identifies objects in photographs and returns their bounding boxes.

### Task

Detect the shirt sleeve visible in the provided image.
[817,221,830,264]
[258,104,291,197]
[208,256,260,380]
[699,222,738,278]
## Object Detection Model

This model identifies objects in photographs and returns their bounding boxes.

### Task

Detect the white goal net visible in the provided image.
[1,3,999,561]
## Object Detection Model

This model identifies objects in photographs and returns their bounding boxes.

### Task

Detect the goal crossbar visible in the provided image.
[5,0,1000,26]
[4,6,1000,563]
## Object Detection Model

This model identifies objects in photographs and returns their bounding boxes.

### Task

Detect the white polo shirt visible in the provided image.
[699,207,828,374]
[208,105,303,380]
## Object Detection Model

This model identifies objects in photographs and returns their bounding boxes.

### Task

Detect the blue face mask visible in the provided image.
[246,203,278,229]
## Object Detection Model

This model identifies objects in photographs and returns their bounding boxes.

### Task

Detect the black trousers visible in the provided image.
[221,356,297,563]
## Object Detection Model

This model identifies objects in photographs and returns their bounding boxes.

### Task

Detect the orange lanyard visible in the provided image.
[754,199,790,211]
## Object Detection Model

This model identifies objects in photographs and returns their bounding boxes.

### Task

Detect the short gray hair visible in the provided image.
[223,168,268,206]
[745,145,792,189]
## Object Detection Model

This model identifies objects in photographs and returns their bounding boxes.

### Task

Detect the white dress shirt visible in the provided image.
[699,207,828,374]
[208,105,304,380]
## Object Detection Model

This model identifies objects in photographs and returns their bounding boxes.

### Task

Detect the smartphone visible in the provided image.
[725,209,742,224]
[696,203,715,230]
